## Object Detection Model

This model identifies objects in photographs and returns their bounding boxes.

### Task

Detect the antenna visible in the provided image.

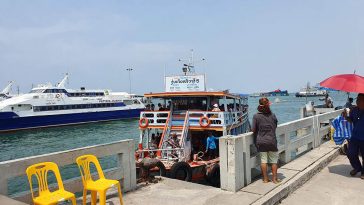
[178,49,205,75]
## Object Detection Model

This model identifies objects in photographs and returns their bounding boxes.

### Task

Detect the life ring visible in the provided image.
[199,116,211,128]
[139,117,149,129]
[55,93,61,98]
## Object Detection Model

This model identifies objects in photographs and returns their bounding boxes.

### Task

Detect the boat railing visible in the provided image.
[227,111,249,135]
[140,111,170,126]
[158,112,173,159]
[187,111,225,126]
[186,111,247,127]
[138,148,184,161]
[180,112,191,162]
[220,111,243,125]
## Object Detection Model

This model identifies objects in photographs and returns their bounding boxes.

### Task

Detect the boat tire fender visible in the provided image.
[206,163,220,187]
[155,160,167,177]
[170,162,192,182]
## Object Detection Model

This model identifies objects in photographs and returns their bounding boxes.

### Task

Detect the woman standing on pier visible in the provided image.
[252,97,280,184]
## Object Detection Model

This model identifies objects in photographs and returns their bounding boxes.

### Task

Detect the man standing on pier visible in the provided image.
[252,98,280,184]
[344,93,364,179]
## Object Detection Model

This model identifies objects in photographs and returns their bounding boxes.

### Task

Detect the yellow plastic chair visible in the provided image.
[76,155,123,205]
[26,162,76,205]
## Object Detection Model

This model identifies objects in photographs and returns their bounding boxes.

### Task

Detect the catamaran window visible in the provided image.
[66,92,105,97]
[30,89,45,93]
[32,103,125,112]
[123,100,133,105]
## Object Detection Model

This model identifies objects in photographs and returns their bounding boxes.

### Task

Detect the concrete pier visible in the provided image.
[111,141,340,205]
[281,155,364,205]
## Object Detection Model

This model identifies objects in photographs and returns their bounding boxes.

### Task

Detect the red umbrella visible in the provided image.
[320,74,364,93]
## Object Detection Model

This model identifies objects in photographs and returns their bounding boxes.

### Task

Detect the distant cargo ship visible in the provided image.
[0,74,145,132]
[250,89,289,97]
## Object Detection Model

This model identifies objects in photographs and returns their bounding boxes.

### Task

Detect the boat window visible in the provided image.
[172,97,208,111]
[30,89,45,93]
[123,100,133,105]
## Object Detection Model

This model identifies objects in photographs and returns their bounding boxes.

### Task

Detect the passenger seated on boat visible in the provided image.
[151,104,156,111]
[212,104,221,112]
[210,104,221,118]
[168,133,180,148]
[145,104,151,111]
[151,134,159,148]
[228,104,234,112]
[158,103,166,111]
[192,137,204,155]
[156,133,162,145]
[205,132,218,160]
[324,94,334,108]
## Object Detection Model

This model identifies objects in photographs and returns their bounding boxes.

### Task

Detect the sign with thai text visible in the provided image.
[165,75,205,92]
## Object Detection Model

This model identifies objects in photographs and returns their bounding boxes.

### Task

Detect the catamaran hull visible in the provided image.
[0,109,144,132]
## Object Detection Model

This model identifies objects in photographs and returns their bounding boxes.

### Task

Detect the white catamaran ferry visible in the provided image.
[0,74,145,132]
[136,61,250,187]
[0,81,14,101]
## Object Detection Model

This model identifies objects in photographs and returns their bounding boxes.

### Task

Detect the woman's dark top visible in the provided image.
[252,112,278,152]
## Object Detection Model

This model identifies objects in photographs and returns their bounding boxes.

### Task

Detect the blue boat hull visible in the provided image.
[0,109,143,132]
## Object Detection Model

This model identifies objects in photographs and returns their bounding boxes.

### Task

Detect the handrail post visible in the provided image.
[118,140,137,192]
[313,115,320,148]
[242,135,251,185]
[279,132,291,164]
[0,176,7,196]
[219,135,245,192]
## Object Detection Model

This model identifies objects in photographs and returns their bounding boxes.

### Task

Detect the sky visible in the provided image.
[1,0,364,94]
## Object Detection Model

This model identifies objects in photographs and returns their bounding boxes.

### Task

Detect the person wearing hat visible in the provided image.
[212,103,221,112]
[252,97,280,184]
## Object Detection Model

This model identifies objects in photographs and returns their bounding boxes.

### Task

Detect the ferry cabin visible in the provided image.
[138,91,250,163]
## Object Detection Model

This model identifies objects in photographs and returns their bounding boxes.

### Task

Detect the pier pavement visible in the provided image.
[106,141,344,205]
[280,155,364,205]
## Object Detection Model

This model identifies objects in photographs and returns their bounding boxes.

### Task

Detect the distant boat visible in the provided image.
[0,74,145,132]
[274,98,281,103]
[295,85,327,97]
[0,81,14,101]
[250,89,289,97]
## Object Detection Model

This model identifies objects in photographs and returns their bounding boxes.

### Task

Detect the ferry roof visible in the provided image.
[144,91,243,99]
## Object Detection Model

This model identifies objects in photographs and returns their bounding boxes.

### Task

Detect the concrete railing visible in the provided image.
[0,139,136,204]
[219,109,342,192]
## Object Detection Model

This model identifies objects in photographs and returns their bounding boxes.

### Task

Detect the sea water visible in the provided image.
[0,92,350,162]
